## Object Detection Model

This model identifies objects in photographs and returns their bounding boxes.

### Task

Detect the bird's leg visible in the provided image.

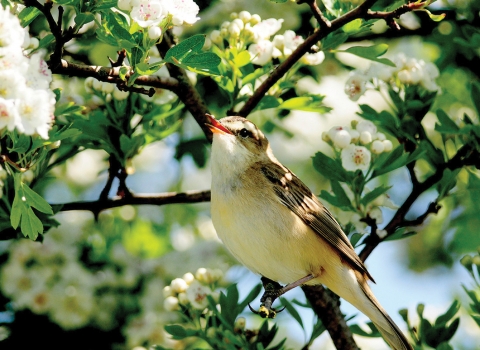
[251,274,316,319]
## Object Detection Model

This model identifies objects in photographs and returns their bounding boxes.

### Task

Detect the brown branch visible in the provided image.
[56,190,211,214]
[52,59,179,91]
[157,31,213,142]
[359,144,478,261]
[302,285,359,350]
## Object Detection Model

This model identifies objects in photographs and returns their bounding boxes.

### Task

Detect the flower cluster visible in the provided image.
[345,54,440,101]
[163,267,223,312]
[210,11,324,66]
[0,5,55,139]
[117,0,200,39]
[323,120,393,171]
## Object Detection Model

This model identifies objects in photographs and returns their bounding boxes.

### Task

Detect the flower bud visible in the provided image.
[170,278,188,293]
[333,130,352,149]
[163,286,174,298]
[371,140,385,154]
[113,87,129,100]
[473,255,480,267]
[234,317,246,330]
[148,26,162,41]
[182,272,195,285]
[195,267,214,284]
[210,30,222,44]
[360,131,372,145]
[92,78,103,91]
[238,11,251,23]
[250,14,261,25]
[460,255,473,271]
[164,296,180,311]
[382,139,393,152]
[376,132,386,141]
[102,82,115,94]
[349,129,360,143]
[321,131,330,142]
[117,0,132,11]
[178,292,188,305]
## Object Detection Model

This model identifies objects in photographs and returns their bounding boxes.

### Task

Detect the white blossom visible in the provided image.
[302,50,325,66]
[130,0,164,28]
[357,120,377,135]
[186,280,211,310]
[0,98,20,131]
[16,89,54,139]
[118,0,132,11]
[248,39,274,66]
[0,5,25,54]
[252,18,283,40]
[182,272,195,285]
[161,0,200,26]
[341,144,371,171]
[345,73,367,101]
[113,86,130,100]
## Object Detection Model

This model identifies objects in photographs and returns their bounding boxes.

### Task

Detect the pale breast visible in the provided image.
[211,176,340,284]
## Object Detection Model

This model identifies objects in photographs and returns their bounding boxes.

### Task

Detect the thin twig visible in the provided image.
[297,0,332,28]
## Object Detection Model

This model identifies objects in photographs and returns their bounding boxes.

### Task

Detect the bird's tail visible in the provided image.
[334,269,413,350]
[355,271,412,350]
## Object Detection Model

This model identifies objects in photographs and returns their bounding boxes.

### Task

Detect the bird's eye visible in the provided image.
[239,128,250,138]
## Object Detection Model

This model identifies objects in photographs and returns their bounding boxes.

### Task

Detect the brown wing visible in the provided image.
[260,163,374,282]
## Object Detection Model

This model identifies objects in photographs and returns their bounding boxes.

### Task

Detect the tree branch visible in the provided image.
[302,285,359,350]
[52,59,179,91]
[297,0,331,28]
[359,144,479,261]
[56,190,211,214]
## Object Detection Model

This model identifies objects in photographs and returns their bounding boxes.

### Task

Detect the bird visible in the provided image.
[206,114,412,350]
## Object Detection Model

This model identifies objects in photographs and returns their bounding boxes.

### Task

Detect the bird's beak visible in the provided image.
[205,114,232,135]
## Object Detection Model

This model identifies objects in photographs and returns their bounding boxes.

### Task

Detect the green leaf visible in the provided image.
[312,152,350,182]
[280,297,304,330]
[164,325,188,339]
[278,95,332,113]
[384,228,416,241]
[164,34,221,76]
[360,185,392,207]
[435,300,460,326]
[436,169,459,199]
[22,186,54,215]
[254,95,281,111]
[350,322,381,337]
[435,109,459,134]
[74,13,95,27]
[331,180,354,210]
[269,0,288,2]
[21,207,43,240]
[337,44,396,67]
[18,6,41,27]
[424,9,446,22]
[234,50,251,67]
[322,31,349,51]
[238,284,262,310]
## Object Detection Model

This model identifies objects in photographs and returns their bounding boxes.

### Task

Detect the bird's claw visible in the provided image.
[247,302,285,319]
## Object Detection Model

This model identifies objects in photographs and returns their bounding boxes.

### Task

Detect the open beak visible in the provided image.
[205,114,232,135]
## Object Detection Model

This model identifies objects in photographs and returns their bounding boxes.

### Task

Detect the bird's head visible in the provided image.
[206,114,271,166]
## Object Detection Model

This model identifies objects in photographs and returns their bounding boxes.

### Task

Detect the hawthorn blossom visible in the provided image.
[161,0,200,26]
[345,73,368,101]
[186,280,211,310]
[248,39,274,66]
[341,144,371,171]
[130,0,164,27]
